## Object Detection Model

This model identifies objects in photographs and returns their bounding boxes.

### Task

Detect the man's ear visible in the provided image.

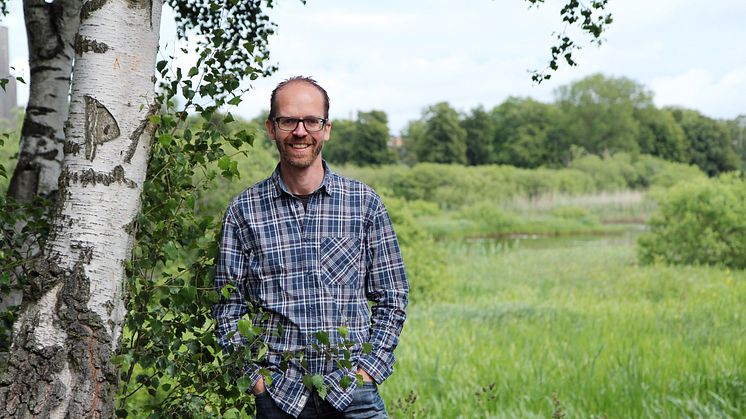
[265,119,275,138]
[323,120,332,141]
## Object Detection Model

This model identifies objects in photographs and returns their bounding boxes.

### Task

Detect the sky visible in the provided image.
[3,0,746,134]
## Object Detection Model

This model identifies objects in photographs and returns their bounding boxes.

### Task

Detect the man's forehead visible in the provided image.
[276,80,324,99]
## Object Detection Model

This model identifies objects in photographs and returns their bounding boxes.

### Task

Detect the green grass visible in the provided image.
[381,237,746,418]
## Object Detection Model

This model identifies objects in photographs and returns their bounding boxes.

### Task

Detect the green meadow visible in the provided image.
[380,234,746,418]
[3,118,745,417]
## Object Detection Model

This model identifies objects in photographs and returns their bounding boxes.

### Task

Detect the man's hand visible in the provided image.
[252,377,266,395]
[356,368,374,383]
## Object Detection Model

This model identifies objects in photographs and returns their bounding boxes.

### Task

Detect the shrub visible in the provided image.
[551,205,598,225]
[382,195,454,304]
[638,174,746,268]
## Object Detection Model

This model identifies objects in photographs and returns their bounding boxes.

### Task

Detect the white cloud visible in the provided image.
[5,0,746,131]
[651,67,746,118]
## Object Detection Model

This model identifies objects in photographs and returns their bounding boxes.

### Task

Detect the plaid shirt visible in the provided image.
[213,162,408,417]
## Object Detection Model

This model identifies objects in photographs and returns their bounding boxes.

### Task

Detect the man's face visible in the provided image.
[266,82,331,170]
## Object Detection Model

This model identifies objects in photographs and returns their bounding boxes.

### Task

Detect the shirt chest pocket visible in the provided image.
[319,236,362,287]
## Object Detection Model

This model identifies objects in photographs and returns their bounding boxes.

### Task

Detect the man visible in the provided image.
[213,76,409,418]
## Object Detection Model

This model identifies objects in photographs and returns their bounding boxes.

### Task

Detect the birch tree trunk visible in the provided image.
[0,0,83,317]
[7,0,82,202]
[0,0,162,416]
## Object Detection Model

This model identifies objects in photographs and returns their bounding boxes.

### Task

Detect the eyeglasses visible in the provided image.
[273,117,328,132]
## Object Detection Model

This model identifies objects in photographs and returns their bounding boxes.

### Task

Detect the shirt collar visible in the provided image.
[270,160,335,199]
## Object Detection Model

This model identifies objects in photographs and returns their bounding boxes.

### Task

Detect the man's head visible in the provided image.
[266,76,332,171]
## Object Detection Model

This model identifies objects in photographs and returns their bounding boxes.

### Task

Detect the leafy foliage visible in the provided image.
[491,97,562,168]
[324,111,396,166]
[168,0,285,96]
[525,0,613,83]
[115,9,283,415]
[411,102,467,165]
[461,106,495,166]
[668,108,740,176]
[555,74,652,156]
[638,173,746,269]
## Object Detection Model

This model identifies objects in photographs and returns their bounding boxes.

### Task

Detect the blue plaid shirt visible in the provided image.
[213,162,408,417]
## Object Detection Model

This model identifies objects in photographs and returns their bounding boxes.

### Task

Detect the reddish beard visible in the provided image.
[274,135,324,169]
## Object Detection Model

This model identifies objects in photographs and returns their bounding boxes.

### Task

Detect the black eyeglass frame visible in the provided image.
[272,116,328,132]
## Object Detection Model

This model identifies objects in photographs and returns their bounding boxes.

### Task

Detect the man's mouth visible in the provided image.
[289,143,311,149]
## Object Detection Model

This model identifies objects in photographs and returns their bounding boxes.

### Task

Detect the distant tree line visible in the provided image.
[323,74,745,176]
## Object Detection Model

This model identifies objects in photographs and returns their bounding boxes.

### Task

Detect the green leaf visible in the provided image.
[237,319,254,339]
[218,155,232,171]
[221,283,235,299]
[338,326,348,339]
[311,374,325,390]
[362,342,373,354]
[339,375,352,390]
[257,344,268,360]
[315,330,329,346]
[236,375,251,393]
[259,368,272,386]
[302,374,314,390]
[158,134,173,147]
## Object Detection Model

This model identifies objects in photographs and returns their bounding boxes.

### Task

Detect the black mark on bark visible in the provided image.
[22,258,65,302]
[81,0,107,20]
[74,33,110,55]
[64,141,81,156]
[30,65,62,75]
[124,102,158,163]
[84,95,120,161]
[21,118,56,139]
[60,165,137,189]
[39,149,59,160]
[27,106,57,116]
[7,167,40,203]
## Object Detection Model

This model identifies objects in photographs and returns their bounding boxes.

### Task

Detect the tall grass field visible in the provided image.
[380,236,746,418]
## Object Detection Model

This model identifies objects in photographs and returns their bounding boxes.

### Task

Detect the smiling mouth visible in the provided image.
[289,143,311,149]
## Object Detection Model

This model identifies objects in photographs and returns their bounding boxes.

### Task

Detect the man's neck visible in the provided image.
[279,160,325,195]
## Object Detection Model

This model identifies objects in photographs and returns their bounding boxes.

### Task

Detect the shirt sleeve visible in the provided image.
[212,206,263,388]
[357,199,409,384]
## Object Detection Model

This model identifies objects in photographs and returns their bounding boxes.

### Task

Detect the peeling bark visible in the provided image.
[0,258,118,418]
[83,96,121,161]
[1,0,163,416]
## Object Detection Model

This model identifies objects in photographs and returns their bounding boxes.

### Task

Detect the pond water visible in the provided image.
[466,223,647,251]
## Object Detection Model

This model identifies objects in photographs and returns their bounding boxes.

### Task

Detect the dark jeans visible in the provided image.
[255,382,388,419]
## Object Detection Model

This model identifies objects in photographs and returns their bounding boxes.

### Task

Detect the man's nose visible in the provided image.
[292,120,308,136]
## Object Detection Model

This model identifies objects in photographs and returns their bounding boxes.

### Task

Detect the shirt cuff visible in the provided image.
[243,363,264,392]
[357,352,394,385]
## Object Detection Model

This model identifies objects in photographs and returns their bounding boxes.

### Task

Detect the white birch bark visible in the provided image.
[1,0,83,315]
[7,0,82,202]
[0,0,162,417]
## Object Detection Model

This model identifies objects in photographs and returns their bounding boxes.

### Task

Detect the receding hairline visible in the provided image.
[268,76,330,120]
